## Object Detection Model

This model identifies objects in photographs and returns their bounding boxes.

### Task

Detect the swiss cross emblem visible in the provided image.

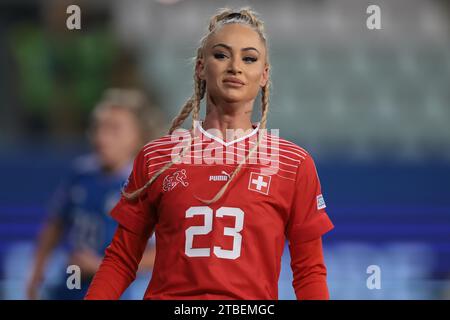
[248,172,271,195]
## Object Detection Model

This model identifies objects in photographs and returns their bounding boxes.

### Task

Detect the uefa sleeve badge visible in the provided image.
[317,194,326,210]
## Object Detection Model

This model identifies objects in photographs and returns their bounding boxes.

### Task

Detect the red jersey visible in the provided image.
[108,121,334,299]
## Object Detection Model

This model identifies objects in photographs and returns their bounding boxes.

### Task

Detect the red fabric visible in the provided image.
[85,124,334,300]
[285,153,334,245]
[289,237,330,300]
[85,224,151,299]
[85,227,330,300]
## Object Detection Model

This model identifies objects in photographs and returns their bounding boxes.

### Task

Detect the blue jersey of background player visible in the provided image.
[27,89,162,299]
[45,154,132,299]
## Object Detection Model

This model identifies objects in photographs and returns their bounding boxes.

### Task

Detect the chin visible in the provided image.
[223,97,241,103]
[220,92,244,103]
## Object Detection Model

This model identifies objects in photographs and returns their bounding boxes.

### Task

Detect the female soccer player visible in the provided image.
[85,7,334,300]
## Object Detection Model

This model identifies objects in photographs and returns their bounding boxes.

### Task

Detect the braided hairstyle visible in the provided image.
[124,7,271,204]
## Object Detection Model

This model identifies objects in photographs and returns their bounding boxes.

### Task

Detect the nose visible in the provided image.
[227,57,242,74]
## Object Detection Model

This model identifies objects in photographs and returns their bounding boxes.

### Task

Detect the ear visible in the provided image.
[196,58,205,80]
[259,64,269,87]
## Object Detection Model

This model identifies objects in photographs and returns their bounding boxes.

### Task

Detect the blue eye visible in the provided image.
[214,53,227,59]
[243,57,257,63]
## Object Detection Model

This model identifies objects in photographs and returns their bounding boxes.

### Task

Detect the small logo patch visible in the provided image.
[317,194,326,210]
[209,171,230,182]
[248,172,271,195]
[163,169,189,192]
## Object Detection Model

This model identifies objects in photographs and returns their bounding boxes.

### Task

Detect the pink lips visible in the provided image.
[223,77,245,86]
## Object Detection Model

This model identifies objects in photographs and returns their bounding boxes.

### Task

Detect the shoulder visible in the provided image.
[49,154,99,206]
[139,132,190,160]
[263,133,319,181]
[264,133,311,163]
[133,132,191,178]
[67,154,101,181]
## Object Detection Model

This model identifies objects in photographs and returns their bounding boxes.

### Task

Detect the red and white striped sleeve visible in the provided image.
[286,152,334,300]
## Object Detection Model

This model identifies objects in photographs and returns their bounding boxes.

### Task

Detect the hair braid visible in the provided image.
[191,75,206,130]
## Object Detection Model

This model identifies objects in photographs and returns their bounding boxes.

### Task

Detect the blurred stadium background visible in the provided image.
[1,0,449,299]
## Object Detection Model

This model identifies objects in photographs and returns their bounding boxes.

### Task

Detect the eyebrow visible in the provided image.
[212,43,260,54]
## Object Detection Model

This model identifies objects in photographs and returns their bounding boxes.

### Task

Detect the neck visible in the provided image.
[202,94,255,141]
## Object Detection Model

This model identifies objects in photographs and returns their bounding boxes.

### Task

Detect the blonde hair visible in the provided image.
[124,7,271,204]
[91,88,163,145]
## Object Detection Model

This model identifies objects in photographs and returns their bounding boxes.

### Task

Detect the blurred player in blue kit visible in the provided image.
[26,89,162,299]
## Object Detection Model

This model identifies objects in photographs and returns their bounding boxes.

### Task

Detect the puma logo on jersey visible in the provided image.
[209,171,230,182]
[163,169,189,192]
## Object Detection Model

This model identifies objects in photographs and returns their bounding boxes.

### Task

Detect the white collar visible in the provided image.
[195,120,260,147]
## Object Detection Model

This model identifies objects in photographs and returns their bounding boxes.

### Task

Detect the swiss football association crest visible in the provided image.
[248,172,271,195]
[163,169,189,192]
